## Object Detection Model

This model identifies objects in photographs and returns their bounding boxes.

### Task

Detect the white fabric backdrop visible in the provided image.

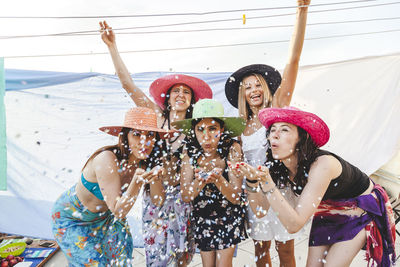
[1,53,399,245]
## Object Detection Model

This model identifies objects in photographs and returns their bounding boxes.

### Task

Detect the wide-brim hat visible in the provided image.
[171,99,246,137]
[99,107,176,139]
[258,107,330,147]
[149,74,213,109]
[225,64,282,108]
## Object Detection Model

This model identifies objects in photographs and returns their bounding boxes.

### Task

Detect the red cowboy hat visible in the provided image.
[149,74,213,109]
[258,106,330,147]
[99,107,176,139]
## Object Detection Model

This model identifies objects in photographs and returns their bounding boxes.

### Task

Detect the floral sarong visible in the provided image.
[51,185,133,266]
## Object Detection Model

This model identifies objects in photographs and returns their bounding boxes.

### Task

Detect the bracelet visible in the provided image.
[260,183,276,195]
[245,181,259,193]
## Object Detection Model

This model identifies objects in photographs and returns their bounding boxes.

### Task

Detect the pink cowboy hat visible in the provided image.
[149,74,213,109]
[258,106,330,147]
[99,107,176,139]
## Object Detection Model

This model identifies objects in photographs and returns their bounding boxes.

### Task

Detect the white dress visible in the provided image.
[242,127,303,242]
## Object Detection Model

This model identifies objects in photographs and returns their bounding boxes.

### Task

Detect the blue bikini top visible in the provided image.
[81,173,104,201]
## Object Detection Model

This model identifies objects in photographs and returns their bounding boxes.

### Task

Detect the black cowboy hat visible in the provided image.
[224,64,282,108]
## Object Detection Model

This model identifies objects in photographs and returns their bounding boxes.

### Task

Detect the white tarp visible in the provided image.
[1,53,399,245]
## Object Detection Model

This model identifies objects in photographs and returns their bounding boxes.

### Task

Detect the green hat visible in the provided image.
[171,99,246,137]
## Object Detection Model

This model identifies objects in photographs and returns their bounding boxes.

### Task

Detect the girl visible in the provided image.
[173,99,247,267]
[224,1,311,266]
[51,107,174,266]
[239,106,396,267]
[100,21,213,266]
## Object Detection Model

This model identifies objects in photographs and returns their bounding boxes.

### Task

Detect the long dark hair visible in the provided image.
[266,126,318,195]
[159,86,195,174]
[161,85,195,119]
[186,118,235,164]
[82,128,163,171]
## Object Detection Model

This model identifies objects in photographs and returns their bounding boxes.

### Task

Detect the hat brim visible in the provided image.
[149,74,213,109]
[258,108,330,147]
[99,125,176,139]
[171,116,246,137]
[225,64,282,108]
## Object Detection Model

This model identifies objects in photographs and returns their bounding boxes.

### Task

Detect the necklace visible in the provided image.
[161,116,183,156]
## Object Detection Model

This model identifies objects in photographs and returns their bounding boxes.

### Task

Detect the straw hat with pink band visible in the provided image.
[258,106,330,147]
[149,74,213,109]
[99,107,176,139]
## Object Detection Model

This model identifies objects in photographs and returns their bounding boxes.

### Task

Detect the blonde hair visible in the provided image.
[238,73,273,120]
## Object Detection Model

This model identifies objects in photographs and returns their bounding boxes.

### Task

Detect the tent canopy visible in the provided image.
[1,53,400,246]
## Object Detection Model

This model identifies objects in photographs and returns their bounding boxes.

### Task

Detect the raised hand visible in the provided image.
[298,0,311,7]
[99,20,116,47]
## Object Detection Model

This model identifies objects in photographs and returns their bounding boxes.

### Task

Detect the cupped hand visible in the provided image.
[206,167,223,185]
[143,166,163,184]
[256,165,274,184]
[229,161,260,182]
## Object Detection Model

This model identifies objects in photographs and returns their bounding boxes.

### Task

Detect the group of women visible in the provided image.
[51,1,397,266]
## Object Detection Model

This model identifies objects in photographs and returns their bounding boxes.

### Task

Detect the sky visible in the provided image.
[0,0,399,74]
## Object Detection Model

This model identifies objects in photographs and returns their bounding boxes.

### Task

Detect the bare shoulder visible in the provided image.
[92,150,118,166]
[311,154,342,179]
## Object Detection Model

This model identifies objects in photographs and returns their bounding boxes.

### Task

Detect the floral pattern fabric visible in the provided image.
[142,185,194,266]
[51,185,133,267]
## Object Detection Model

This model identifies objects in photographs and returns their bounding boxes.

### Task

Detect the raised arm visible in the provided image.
[92,151,144,219]
[100,21,161,113]
[272,0,310,108]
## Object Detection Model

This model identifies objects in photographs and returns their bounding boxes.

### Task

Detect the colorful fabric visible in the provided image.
[51,185,133,267]
[142,185,194,266]
[309,183,396,267]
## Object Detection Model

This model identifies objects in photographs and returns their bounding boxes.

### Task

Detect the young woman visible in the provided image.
[172,99,247,267]
[237,106,397,267]
[224,1,311,266]
[51,107,174,266]
[100,21,213,266]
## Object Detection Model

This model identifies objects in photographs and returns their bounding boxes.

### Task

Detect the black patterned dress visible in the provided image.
[192,165,246,251]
